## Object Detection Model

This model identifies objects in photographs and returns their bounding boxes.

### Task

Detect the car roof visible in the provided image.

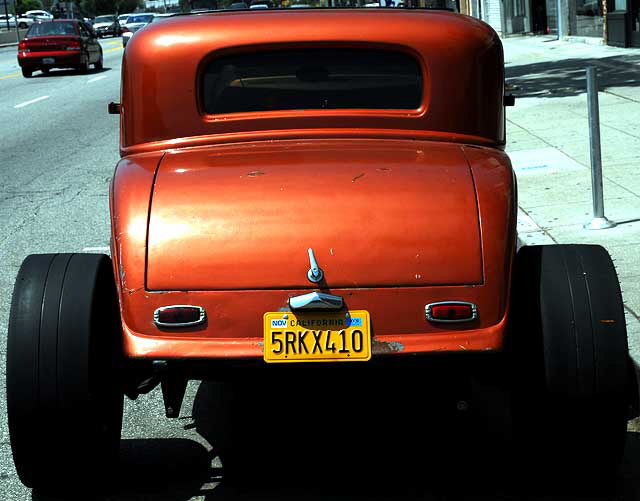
[121,9,503,155]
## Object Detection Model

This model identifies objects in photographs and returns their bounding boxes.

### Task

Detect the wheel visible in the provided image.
[41,68,49,75]
[21,67,32,78]
[79,55,91,74]
[7,253,123,490]
[94,49,103,70]
[509,245,631,477]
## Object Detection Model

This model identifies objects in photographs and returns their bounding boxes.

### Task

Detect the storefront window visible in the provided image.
[633,1,640,31]
[613,0,626,10]
[575,0,603,37]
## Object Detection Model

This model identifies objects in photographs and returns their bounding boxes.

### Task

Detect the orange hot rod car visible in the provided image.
[7,8,638,489]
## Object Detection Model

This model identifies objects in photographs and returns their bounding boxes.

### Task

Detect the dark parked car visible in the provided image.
[17,20,103,77]
[92,14,122,37]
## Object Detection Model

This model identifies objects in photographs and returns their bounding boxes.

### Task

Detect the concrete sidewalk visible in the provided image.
[503,36,640,364]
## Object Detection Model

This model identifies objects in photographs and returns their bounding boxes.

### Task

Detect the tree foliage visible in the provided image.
[116,0,144,14]
[77,0,143,16]
[15,0,44,15]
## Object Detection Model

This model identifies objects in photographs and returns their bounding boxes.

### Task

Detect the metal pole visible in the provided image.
[3,0,9,30]
[14,6,20,43]
[584,66,615,230]
[556,0,564,39]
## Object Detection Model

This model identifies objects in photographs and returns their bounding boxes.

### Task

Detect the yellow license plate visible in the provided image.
[263,310,371,363]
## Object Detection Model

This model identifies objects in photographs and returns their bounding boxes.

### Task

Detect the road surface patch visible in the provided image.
[14,95,49,108]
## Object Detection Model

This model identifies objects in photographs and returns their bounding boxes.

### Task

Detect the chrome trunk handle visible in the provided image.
[307,248,324,283]
[289,292,343,311]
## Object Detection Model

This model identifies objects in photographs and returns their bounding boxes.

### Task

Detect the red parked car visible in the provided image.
[6,8,638,490]
[17,19,103,77]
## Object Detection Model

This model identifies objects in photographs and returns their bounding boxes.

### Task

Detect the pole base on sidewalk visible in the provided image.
[584,217,617,230]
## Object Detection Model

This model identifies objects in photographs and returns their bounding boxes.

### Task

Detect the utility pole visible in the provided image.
[602,0,608,45]
[556,0,564,39]
[3,0,10,31]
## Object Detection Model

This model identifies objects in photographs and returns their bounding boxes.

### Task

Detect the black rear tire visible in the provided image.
[7,253,123,490]
[509,245,630,478]
[79,56,90,74]
[21,68,32,78]
[95,50,103,71]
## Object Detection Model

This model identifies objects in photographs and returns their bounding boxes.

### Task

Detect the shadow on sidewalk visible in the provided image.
[506,55,640,98]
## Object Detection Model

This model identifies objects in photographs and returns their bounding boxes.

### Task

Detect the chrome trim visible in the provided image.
[154,305,206,328]
[289,292,344,311]
[306,248,324,283]
[425,301,478,323]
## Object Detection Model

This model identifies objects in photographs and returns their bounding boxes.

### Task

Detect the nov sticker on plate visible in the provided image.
[263,310,371,363]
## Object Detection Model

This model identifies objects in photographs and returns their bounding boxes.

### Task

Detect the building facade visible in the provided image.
[463,0,640,48]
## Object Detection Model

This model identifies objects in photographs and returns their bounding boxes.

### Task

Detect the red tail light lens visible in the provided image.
[66,40,81,51]
[18,41,29,53]
[154,306,206,327]
[425,302,477,323]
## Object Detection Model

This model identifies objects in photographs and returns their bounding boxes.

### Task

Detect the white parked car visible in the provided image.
[121,13,155,47]
[25,10,54,21]
[0,14,34,29]
[118,13,132,26]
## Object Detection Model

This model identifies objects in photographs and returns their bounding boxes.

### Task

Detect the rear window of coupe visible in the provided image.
[127,14,154,24]
[27,21,76,37]
[202,49,423,114]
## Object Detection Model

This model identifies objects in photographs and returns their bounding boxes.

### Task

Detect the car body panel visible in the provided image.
[120,10,504,156]
[110,142,515,359]
[110,10,516,362]
[146,140,483,291]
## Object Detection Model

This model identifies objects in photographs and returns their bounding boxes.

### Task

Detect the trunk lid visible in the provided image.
[24,35,79,51]
[146,140,482,290]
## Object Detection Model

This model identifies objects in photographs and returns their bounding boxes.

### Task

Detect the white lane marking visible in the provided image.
[88,75,107,83]
[14,95,50,109]
[83,246,110,252]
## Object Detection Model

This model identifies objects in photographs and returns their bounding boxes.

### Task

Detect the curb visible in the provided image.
[0,42,18,48]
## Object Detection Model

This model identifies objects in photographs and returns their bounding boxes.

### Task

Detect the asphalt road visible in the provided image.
[1,36,640,501]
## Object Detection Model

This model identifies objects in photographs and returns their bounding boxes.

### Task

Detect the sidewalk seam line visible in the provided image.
[602,90,640,105]
[625,305,640,324]
[516,205,558,244]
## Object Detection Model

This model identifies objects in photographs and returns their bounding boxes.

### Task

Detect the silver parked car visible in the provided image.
[121,13,155,47]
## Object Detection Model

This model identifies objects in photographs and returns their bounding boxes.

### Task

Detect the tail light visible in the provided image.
[425,302,478,323]
[18,41,30,53]
[66,40,81,51]
[154,306,206,328]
